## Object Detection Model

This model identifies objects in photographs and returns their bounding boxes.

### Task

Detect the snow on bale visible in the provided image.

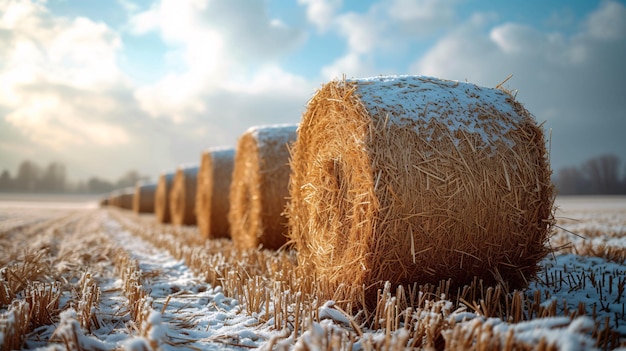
[155,171,176,223]
[229,124,298,250]
[170,164,200,226]
[196,147,235,239]
[287,76,555,305]
[133,181,157,214]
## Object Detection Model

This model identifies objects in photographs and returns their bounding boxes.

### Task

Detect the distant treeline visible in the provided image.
[2,154,625,195]
[0,160,148,194]
[554,154,626,195]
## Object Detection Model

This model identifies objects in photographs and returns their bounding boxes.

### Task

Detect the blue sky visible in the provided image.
[1,0,625,182]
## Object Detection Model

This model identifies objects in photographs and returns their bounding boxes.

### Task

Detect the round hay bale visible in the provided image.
[133,181,157,214]
[229,124,298,250]
[116,187,134,210]
[99,197,109,207]
[287,76,554,303]
[155,171,176,223]
[107,191,119,208]
[170,164,199,226]
[196,147,235,239]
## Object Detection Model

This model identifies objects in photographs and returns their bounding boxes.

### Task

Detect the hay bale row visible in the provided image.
[170,164,200,226]
[287,75,554,302]
[196,147,235,239]
[99,75,554,309]
[229,124,297,250]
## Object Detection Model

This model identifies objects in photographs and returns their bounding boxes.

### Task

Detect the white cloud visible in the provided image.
[387,0,458,34]
[319,0,461,79]
[0,0,131,151]
[585,0,626,40]
[131,0,311,124]
[321,52,375,79]
[298,0,342,32]
[411,1,626,170]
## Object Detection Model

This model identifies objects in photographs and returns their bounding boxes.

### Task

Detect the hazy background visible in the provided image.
[1,0,625,191]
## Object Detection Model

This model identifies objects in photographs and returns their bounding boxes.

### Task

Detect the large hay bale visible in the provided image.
[133,181,157,214]
[196,147,235,239]
[170,164,199,226]
[287,76,554,302]
[155,171,176,223]
[229,124,298,250]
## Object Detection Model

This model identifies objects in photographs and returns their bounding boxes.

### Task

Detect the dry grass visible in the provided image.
[196,147,235,239]
[110,209,625,350]
[287,76,554,308]
[1,203,624,350]
[229,124,297,250]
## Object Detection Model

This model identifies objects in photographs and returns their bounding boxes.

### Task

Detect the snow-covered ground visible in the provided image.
[1,195,625,350]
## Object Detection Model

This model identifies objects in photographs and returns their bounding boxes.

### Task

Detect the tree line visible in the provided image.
[0,160,147,194]
[555,154,626,195]
[1,154,624,195]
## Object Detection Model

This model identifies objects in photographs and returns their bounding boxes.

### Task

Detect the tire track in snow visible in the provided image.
[103,213,266,350]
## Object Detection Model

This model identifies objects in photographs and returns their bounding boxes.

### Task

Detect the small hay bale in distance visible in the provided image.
[229,124,297,250]
[287,76,554,302]
[196,147,235,239]
[113,187,134,210]
[155,171,176,223]
[107,191,119,208]
[170,164,200,226]
[133,181,157,214]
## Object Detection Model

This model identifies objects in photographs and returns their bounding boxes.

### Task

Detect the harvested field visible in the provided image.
[0,195,625,350]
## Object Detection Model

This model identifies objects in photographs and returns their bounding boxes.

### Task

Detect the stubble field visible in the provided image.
[1,195,625,350]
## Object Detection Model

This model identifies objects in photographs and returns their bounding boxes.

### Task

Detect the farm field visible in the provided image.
[1,195,625,350]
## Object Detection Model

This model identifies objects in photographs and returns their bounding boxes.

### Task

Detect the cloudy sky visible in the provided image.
[1,0,625,182]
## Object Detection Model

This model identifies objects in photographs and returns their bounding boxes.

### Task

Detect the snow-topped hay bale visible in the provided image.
[229,124,298,250]
[196,147,235,239]
[155,171,176,223]
[133,181,157,214]
[170,164,199,226]
[287,76,554,302]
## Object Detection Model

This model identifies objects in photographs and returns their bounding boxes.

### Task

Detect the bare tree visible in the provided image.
[0,170,12,191]
[116,170,146,188]
[15,160,41,192]
[40,162,67,192]
[556,166,589,195]
[583,154,621,194]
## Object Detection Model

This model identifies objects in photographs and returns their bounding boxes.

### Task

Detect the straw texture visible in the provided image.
[229,124,298,250]
[287,76,554,304]
[133,181,157,214]
[170,164,200,226]
[196,147,235,239]
[155,171,176,223]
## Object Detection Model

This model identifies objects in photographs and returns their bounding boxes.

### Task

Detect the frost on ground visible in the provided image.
[1,196,625,350]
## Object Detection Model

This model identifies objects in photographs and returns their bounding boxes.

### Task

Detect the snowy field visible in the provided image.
[1,195,625,350]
